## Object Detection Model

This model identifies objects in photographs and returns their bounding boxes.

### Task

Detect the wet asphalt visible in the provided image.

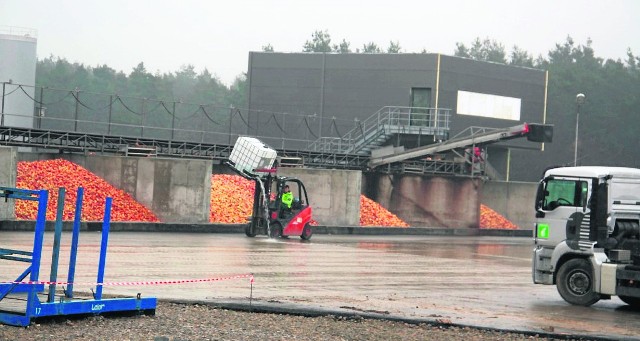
[1,231,640,340]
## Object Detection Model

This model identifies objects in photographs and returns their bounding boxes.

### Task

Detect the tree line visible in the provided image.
[32,30,640,174]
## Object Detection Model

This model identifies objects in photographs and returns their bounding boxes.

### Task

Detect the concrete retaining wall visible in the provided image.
[18,153,212,223]
[276,168,362,226]
[0,147,16,219]
[5,150,535,228]
[480,180,537,229]
[364,173,481,228]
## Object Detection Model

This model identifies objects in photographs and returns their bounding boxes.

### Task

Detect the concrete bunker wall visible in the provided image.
[0,147,16,219]
[268,168,361,227]
[364,173,481,228]
[480,180,537,229]
[363,173,536,229]
[3,146,535,228]
[17,153,211,223]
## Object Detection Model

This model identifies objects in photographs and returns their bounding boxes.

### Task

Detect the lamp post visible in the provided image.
[574,93,586,166]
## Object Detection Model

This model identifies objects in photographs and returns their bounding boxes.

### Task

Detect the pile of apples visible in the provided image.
[359,195,409,227]
[16,159,159,222]
[479,204,518,229]
[15,160,516,229]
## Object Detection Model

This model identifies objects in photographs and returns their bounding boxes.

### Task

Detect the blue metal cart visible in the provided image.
[0,187,156,327]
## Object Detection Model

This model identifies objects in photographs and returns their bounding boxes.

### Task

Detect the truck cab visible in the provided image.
[533,166,640,306]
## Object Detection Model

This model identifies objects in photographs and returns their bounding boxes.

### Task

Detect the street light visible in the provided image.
[574,93,586,166]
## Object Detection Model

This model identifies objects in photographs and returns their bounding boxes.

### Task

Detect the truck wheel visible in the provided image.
[300,223,312,240]
[619,295,640,308]
[269,222,282,239]
[556,258,600,306]
[245,224,256,237]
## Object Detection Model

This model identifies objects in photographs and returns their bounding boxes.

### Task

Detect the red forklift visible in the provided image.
[231,167,313,240]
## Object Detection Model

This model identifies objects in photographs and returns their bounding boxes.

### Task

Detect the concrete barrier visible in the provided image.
[7,151,536,228]
[17,153,212,223]
[276,168,361,227]
[0,220,533,237]
[364,173,480,228]
[0,147,16,219]
[481,180,537,229]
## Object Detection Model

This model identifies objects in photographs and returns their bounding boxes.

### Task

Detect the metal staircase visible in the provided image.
[307,106,451,155]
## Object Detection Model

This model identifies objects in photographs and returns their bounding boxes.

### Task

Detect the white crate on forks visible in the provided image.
[229,136,277,174]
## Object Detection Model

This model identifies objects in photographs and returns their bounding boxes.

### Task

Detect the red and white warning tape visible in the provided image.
[0,273,254,287]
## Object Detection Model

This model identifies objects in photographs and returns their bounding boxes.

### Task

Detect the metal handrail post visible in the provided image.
[1,82,5,127]
[74,89,80,132]
[107,95,113,135]
[227,106,233,146]
[140,98,146,137]
[38,87,44,129]
[171,102,176,141]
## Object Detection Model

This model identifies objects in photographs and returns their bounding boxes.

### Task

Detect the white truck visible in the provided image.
[532,166,640,306]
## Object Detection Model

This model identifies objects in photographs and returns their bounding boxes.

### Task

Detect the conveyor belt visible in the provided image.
[0,126,368,169]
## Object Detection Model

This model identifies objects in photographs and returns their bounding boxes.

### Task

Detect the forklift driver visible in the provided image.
[280,185,294,218]
[282,185,293,209]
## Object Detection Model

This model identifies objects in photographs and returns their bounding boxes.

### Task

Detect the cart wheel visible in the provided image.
[269,222,282,239]
[300,223,312,240]
[245,224,256,237]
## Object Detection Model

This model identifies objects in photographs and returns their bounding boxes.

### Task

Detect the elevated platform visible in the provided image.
[307,106,451,155]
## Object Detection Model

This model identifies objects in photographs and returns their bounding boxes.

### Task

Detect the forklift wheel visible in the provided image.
[269,222,282,238]
[245,224,256,238]
[300,223,312,240]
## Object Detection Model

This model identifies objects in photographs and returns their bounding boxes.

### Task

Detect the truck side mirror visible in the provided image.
[535,181,545,211]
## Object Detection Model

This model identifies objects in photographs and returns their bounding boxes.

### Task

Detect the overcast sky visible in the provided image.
[1,0,639,85]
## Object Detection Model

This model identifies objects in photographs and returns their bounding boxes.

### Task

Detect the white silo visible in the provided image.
[0,26,38,129]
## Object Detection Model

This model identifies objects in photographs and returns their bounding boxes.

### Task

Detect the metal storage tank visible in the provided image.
[0,26,37,129]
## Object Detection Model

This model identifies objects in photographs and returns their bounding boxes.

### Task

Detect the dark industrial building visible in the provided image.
[246,52,549,181]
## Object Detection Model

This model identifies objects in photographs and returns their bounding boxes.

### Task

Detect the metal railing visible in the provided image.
[0,26,37,38]
[307,106,451,154]
[0,111,371,169]
[0,82,359,152]
[383,159,466,176]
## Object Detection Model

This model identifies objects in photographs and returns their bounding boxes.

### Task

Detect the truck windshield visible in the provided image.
[543,179,588,210]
